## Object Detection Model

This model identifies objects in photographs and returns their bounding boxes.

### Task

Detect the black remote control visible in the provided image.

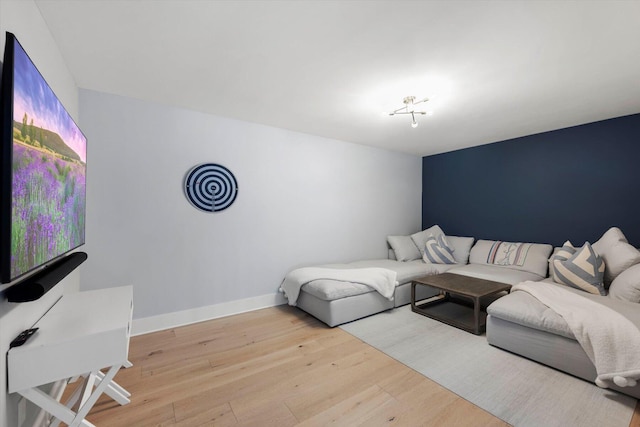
[10,328,39,348]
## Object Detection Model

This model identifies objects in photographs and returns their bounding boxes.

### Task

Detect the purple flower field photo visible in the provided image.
[7,36,87,280]
[11,142,86,278]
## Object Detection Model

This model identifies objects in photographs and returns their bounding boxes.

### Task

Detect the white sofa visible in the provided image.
[294,225,552,327]
[291,225,640,399]
[486,227,640,399]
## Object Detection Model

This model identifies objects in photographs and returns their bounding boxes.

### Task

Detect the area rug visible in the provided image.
[340,305,636,427]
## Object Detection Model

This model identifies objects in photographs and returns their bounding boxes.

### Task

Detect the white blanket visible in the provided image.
[280,267,398,306]
[513,281,640,388]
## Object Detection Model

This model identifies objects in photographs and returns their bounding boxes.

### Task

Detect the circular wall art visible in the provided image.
[184,163,238,212]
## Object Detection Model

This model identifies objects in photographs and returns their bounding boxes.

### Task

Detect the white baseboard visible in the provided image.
[131,292,287,336]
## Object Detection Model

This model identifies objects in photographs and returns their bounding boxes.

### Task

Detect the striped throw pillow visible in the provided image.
[486,241,532,267]
[552,241,606,295]
[550,241,576,282]
[423,234,456,264]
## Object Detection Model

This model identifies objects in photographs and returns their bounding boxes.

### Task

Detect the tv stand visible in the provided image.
[7,286,133,427]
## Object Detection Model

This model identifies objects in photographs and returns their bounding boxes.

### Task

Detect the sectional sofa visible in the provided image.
[283,225,640,399]
[486,227,640,399]
[292,224,553,327]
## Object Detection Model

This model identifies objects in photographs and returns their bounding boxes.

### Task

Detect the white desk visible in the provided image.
[8,286,133,427]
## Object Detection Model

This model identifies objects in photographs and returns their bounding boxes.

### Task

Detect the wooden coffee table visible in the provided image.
[411,273,511,335]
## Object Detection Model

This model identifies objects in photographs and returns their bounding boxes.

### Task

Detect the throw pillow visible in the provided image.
[592,227,640,286]
[423,234,456,264]
[387,235,421,262]
[550,241,576,283]
[486,241,533,267]
[608,264,640,303]
[592,226,628,253]
[552,241,606,295]
[411,225,445,256]
[446,236,475,264]
[547,247,560,278]
[469,240,553,277]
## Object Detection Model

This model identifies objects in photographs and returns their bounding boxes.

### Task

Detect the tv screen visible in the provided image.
[1,32,86,283]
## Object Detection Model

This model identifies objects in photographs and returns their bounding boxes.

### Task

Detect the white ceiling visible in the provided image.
[35,0,640,157]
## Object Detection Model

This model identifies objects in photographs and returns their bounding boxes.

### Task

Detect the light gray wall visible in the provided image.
[0,3,420,423]
[0,1,81,426]
[79,89,422,319]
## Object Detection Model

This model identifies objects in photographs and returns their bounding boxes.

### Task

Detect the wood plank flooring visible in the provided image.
[64,306,503,426]
[66,305,640,426]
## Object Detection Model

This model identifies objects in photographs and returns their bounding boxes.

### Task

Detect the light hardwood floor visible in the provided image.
[72,305,640,426]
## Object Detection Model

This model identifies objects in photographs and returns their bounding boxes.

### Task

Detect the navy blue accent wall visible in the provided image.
[422,113,640,247]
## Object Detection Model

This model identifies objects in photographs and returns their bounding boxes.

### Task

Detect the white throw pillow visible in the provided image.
[411,225,445,256]
[446,236,475,264]
[592,227,640,286]
[609,264,640,303]
[387,235,421,262]
[592,226,628,252]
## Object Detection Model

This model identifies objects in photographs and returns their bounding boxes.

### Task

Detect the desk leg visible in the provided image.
[49,367,131,427]
[69,365,121,427]
[18,388,95,427]
[49,374,94,427]
[69,365,132,408]
[78,374,97,410]
[95,369,131,404]
[19,364,122,427]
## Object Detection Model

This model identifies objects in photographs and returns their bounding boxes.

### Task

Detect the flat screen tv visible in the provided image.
[0,32,86,284]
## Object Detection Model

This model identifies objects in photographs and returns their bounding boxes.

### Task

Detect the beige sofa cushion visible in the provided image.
[387,235,421,261]
[304,259,459,301]
[411,224,445,256]
[609,264,640,303]
[447,236,475,264]
[345,259,457,284]
[450,264,544,285]
[592,227,640,286]
[303,280,374,301]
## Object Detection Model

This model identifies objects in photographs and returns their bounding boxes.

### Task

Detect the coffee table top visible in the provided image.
[413,273,511,298]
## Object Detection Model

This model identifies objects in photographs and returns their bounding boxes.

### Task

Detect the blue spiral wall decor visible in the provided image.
[184,163,238,212]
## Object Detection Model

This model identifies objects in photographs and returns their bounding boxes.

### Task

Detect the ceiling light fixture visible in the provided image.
[388,96,429,128]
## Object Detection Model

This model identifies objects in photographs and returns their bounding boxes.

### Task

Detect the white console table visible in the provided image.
[7,286,133,427]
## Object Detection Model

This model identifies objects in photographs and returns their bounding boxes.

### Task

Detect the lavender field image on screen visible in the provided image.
[10,38,86,279]
[11,144,85,278]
